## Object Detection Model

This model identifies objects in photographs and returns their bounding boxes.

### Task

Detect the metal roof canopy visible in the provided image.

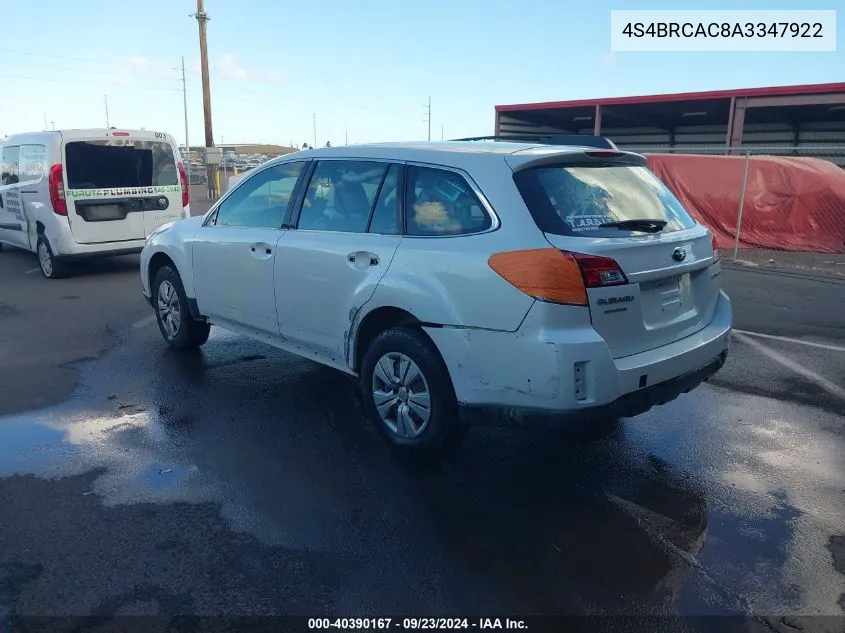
[497,82,845,133]
[452,134,618,149]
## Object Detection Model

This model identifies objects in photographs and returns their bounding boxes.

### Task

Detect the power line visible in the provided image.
[0,48,182,71]
[0,61,176,79]
[0,73,183,92]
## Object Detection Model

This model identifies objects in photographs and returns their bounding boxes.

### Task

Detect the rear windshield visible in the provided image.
[513,164,696,237]
[65,140,178,190]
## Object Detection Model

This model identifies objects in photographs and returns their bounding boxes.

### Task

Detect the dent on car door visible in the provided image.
[273,160,404,363]
[191,161,309,336]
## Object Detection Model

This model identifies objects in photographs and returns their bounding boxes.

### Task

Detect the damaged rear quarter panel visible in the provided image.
[374,234,535,332]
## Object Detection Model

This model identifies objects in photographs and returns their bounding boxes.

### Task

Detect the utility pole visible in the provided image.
[191,0,215,196]
[43,113,48,131]
[181,57,190,175]
[104,95,110,128]
[441,124,444,141]
[424,96,431,141]
[312,113,317,148]
[345,128,348,146]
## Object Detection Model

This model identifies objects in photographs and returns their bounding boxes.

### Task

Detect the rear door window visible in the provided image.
[64,140,178,190]
[513,164,696,237]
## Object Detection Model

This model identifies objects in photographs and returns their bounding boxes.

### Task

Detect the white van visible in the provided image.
[0,129,189,278]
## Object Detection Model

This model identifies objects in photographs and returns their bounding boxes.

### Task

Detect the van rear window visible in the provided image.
[65,140,178,190]
[513,164,696,237]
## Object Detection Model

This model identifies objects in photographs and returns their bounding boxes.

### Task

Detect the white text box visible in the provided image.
[611,10,836,52]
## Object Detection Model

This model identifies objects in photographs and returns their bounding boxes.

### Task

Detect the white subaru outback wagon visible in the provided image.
[140,138,732,454]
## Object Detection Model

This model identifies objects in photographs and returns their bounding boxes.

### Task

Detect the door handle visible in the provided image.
[250,244,272,256]
[347,252,379,267]
[0,194,3,209]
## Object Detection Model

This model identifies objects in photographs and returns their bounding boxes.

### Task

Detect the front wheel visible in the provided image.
[153,265,211,350]
[360,327,465,456]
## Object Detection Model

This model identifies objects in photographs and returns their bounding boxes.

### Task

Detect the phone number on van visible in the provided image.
[66,185,182,198]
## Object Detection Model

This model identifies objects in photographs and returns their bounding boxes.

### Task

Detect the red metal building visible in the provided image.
[495,82,845,161]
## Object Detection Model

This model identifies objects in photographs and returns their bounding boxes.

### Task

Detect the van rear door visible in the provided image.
[62,131,185,244]
[511,151,722,360]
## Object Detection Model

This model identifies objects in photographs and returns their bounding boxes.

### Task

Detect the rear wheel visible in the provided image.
[360,327,465,456]
[37,236,69,279]
[153,265,210,350]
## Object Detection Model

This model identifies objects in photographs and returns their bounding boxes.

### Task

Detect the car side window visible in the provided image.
[405,165,492,236]
[213,161,306,229]
[1,145,20,186]
[367,164,400,235]
[298,160,388,233]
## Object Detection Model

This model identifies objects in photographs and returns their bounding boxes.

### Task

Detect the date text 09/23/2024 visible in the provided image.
[308,618,527,630]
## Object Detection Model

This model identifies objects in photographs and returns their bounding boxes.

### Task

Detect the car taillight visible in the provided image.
[571,252,628,287]
[488,249,628,306]
[48,164,67,215]
[712,235,721,263]
[177,162,189,208]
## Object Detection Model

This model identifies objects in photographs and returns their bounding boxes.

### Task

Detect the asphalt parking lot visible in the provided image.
[0,242,843,631]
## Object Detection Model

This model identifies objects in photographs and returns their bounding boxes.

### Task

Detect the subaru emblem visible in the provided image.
[672,247,687,262]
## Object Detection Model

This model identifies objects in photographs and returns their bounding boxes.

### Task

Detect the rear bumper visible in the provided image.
[425,290,732,420]
[51,233,146,258]
[61,246,144,259]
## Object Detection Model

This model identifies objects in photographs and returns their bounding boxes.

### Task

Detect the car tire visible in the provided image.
[360,326,465,456]
[37,236,69,279]
[153,264,211,351]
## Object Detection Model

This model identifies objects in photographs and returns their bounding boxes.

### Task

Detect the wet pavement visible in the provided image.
[0,250,843,631]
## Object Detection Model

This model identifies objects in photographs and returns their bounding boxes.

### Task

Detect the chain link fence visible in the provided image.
[614,145,845,273]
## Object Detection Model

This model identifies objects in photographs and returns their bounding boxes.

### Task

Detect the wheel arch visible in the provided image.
[148,251,201,319]
[351,305,451,376]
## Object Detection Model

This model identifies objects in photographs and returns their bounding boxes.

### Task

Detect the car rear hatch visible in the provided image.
[509,148,722,359]
[61,130,186,244]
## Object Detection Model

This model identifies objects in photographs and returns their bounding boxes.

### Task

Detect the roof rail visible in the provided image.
[451,134,619,150]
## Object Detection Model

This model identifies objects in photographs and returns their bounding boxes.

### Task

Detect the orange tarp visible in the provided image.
[645,153,845,254]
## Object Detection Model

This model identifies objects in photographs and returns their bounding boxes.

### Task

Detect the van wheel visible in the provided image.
[153,265,211,351]
[37,236,69,279]
[360,327,465,456]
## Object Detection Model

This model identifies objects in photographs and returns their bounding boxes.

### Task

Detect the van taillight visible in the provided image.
[571,252,628,287]
[177,162,189,207]
[48,164,67,215]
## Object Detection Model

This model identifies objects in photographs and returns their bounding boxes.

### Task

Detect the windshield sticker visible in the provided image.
[566,214,614,232]
[66,185,181,198]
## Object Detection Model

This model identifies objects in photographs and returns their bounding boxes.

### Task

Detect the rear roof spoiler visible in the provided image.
[451,134,619,150]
